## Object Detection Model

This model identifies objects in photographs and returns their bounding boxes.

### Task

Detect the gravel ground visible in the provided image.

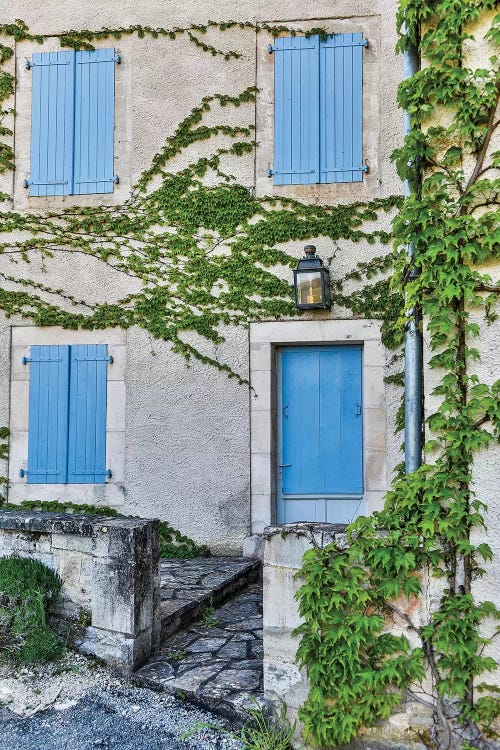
[0,682,243,750]
[0,651,243,750]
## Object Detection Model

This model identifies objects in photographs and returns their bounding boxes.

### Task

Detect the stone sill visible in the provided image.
[0,510,157,537]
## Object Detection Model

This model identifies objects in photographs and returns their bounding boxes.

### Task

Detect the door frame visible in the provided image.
[276,344,364,525]
[249,319,388,535]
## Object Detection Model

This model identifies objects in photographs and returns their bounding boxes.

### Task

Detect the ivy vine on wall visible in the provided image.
[0,20,400,380]
[0,5,498,750]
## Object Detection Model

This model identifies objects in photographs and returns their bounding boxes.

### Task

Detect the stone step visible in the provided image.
[134,579,266,724]
[159,556,260,641]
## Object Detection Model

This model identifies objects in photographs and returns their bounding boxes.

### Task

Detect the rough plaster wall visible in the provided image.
[0,0,404,550]
[124,326,250,554]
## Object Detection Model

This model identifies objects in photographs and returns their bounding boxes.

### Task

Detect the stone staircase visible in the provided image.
[133,556,264,722]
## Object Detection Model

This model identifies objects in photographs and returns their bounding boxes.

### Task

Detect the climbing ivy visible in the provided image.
[0,21,400,380]
[295,3,500,749]
[2,7,498,748]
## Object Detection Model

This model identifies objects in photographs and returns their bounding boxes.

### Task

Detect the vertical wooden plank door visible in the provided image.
[277,345,363,524]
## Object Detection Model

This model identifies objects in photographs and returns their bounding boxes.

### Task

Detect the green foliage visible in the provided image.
[0,498,210,559]
[199,603,216,628]
[0,22,399,379]
[0,8,497,747]
[296,2,500,748]
[183,699,295,750]
[158,522,211,559]
[238,701,296,750]
[0,556,63,664]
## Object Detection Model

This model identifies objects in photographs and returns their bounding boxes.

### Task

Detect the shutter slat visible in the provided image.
[27,345,70,483]
[351,35,364,183]
[273,36,319,186]
[320,33,364,183]
[67,344,107,483]
[29,51,74,197]
[73,49,115,195]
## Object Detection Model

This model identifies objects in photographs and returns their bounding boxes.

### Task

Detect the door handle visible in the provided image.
[355,403,362,417]
[279,463,291,468]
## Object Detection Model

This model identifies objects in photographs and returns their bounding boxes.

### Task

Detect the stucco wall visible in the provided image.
[0,0,403,552]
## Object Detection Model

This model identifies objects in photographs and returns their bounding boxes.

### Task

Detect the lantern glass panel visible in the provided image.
[296,271,324,306]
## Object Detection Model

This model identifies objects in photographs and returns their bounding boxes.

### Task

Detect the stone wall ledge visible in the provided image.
[0,510,161,673]
[0,509,156,537]
[263,521,347,537]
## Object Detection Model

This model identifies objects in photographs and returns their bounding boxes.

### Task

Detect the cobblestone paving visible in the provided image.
[160,557,260,638]
[134,582,264,721]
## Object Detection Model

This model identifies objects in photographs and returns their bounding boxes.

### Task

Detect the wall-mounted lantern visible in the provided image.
[293,245,331,310]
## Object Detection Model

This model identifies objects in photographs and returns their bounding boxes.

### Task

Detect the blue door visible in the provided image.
[277,345,363,524]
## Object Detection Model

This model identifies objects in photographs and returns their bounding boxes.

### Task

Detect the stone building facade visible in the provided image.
[0,0,404,553]
[1,1,499,744]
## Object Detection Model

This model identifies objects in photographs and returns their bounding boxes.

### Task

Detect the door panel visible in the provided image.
[278,345,363,524]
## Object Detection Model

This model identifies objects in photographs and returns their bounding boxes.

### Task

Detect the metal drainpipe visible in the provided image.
[403,34,423,473]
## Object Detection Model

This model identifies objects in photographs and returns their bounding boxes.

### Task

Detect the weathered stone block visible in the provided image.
[0,510,160,672]
[242,534,264,560]
[51,533,94,554]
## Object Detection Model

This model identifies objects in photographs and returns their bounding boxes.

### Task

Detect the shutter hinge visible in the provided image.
[268,168,316,177]
[72,355,113,362]
[268,38,368,53]
[320,165,369,174]
[114,54,121,64]
[267,43,315,53]
[23,179,69,188]
[73,175,119,185]
[19,469,62,477]
[106,469,112,478]
[23,356,63,363]
[25,60,32,70]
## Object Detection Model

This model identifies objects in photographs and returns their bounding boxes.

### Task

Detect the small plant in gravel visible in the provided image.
[183,700,296,750]
[200,604,217,629]
[238,701,296,750]
[0,556,63,664]
[166,649,187,661]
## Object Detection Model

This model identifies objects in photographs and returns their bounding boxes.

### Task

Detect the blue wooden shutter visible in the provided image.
[272,35,320,185]
[29,51,75,197]
[319,345,363,493]
[319,33,366,183]
[27,345,70,483]
[73,49,116,195]
[67,345,108,484]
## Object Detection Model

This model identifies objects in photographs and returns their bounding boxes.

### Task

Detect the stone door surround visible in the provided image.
[249,319,388,534]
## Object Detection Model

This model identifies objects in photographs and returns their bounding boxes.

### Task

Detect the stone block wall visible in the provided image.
[263,523,431,749]
[0,510,161,673]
